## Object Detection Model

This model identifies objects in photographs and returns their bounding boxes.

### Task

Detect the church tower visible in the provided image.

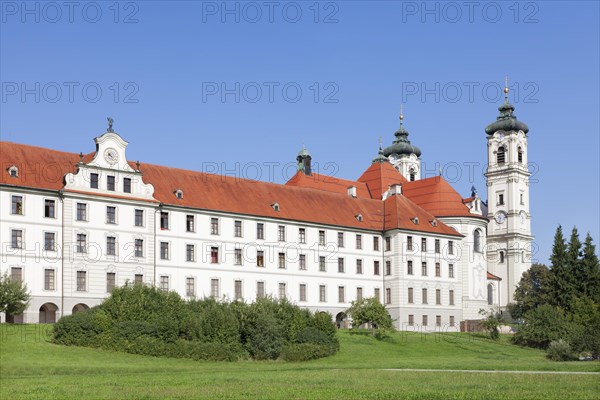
[484,80,534,309]
[382,106,422,181]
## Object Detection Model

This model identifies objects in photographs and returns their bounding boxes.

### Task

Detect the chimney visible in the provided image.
[389,184,402,195]
[347,186,357,198]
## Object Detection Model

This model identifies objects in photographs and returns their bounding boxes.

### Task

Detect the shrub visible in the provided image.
[53,308,110,346]
[512,304,573,349]
[296,327,339,352]
[246,311,285,360]
[546,340,577,361]
[187,298,240,345]
[280,343,335,361]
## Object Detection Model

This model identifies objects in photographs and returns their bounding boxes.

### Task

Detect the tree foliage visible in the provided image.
[346,297,393,336]
[479,309,503,340]
[0,273,30,318]
[510,263,551,319]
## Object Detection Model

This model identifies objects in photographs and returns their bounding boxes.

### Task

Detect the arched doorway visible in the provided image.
[335,312,348,329]
[72,303,89,314]
[39,303,58,323]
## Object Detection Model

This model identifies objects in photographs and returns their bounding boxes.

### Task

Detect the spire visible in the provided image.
[382,104,422,158]
[372,136,388,163]
[485,77,529,135]
[296,145,312,175]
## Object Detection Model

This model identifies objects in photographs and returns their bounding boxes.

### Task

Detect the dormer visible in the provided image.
[271,202,280,212]
[174,189,184,199]
[347,186,357,198]
[7,165,18,178]
[355,213,363,222]
[411,216,419,225]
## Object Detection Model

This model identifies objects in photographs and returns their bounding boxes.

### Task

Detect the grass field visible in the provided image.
[1,325,598,399]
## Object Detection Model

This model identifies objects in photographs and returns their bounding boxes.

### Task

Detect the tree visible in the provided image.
[479,309,503,340]
[346,297,393,336]
[510,263,551,319]
[548,226,576,310]
[581,233,600,303]
[0,273,31,320]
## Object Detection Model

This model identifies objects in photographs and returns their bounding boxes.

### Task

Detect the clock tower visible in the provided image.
[485,80,533,310]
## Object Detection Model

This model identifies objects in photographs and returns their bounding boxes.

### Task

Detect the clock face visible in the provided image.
[104,148,119,165]
[495,212,506,224]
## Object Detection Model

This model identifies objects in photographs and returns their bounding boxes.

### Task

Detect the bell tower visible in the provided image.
[485,78,534,309]
[382,106,422,181]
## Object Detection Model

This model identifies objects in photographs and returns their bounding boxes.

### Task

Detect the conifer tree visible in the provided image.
[548,225,574,310]
[581,233,600,303]
[567,227,584,295]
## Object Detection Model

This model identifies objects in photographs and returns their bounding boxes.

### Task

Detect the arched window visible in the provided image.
[499,251,505,263]
[487,284,494,305]
[409,168,416,182]
[474,229,482,253]
[497,146,506,164]
[517,147,523,163]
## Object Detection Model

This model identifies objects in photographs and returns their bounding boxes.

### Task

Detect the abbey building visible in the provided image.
[0,93,533,329]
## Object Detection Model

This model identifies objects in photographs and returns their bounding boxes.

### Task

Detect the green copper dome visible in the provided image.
[382,117,422,158]
[485,97,529,135]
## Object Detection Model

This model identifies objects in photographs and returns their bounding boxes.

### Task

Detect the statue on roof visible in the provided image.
[107,117,114,133]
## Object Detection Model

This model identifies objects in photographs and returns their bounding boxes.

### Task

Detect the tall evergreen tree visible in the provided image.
[567,227,584,295]
[581,233,600,303]
[548,225,575,310]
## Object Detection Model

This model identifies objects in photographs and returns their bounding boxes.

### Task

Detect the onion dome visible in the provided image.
[382,108,422,158]
[485,79,529,135]
[372,138,388,163]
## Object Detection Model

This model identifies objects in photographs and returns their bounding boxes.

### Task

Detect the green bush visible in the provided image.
[546,340,577,361]
[246,311,285,360]
[280,343,335,361]
[53,308,110,346]
[296,327,339,352]
[512,304,573,349]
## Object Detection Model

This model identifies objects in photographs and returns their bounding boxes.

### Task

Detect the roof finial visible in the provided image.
[504,75,509,102]
[399,104,404,126]
[378,136,383,151]
[107,117,114,133]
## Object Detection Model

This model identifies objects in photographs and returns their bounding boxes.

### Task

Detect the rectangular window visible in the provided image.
[421,238,427,252]
[123,177,132,193]
[356,234,362,249]
[385,261,391,276]
[278,225,286,241]
[498,193,504,205]
[435,263,441,277]
[90,173,99,189]
[135,239,143,257]
[160,212,169,230]
[449,290,455,305]
[422,288,428,304]
[436,289,441,305]
[299,284,307,302]
[407,236,413,251]
[186,277,195,297]
[76,271,86,291]
[186,215,195,232]
[450,316,455,327]
[278,282,286,299]
[338,286,345,303]
[520,193,525,205]
[186,244,195,262]
[408,287,414,303]
[107,236,116,256]
[235,248,242,265]
[435,239,440,253]
[449,264,454,278]
[436,315,442,327]
[319,256,326,272]
[319,230,325,245]
[408,314,414,326]
[134,274,143,285]
[160,242,169,260]
[44,269,55,290]
[278,252,286,269]
[338,232,344,247]
[256,223,264,239]
[421,262,427,276]
[374,261,380,276]
[257,250,264,267]
[211,279,219,298]
[106,206,116,224]
[256,281,265,298]
[11,229,23,249]
[338,258,345,273]
[373,236,380,251]
[234,280,243,300]
[107,272,116,293]
[211,247,219,264]
[448,241,454,255]
[319,285,326,302]
[135,209,144,227]
[11,267,22,282]
[374,288,381,302]
[160,276,169,292]
[299,228,306,244]
[211,218,219,235]
[44,199,55,218]
[422,315,428,326]
[299,254,306,270]
[385,288,391,304]
[76,203,87,221]
[107,175,115,191]
[356,259,363,274]
[76,233,87,253]
[234,220,242,237]
[407,260,413,275]
[356,287,363,301]
[385,237,391,251]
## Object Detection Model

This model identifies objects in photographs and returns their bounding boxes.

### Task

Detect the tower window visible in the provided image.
[497,146,506,164]
[518,147,523,163]
[474,229,482,253]
[499,251,505,263]
[409,168,416,182]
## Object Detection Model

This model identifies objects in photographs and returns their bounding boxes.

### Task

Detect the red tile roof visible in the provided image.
[487,272,502,280]
[1,141,462,236]
[286,171,371,198]
[357,162,408,200]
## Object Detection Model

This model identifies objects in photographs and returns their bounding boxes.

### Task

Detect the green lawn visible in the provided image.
[1,325,598,399]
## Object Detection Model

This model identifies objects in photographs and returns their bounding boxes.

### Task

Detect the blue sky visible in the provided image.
[1,0,599,263]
